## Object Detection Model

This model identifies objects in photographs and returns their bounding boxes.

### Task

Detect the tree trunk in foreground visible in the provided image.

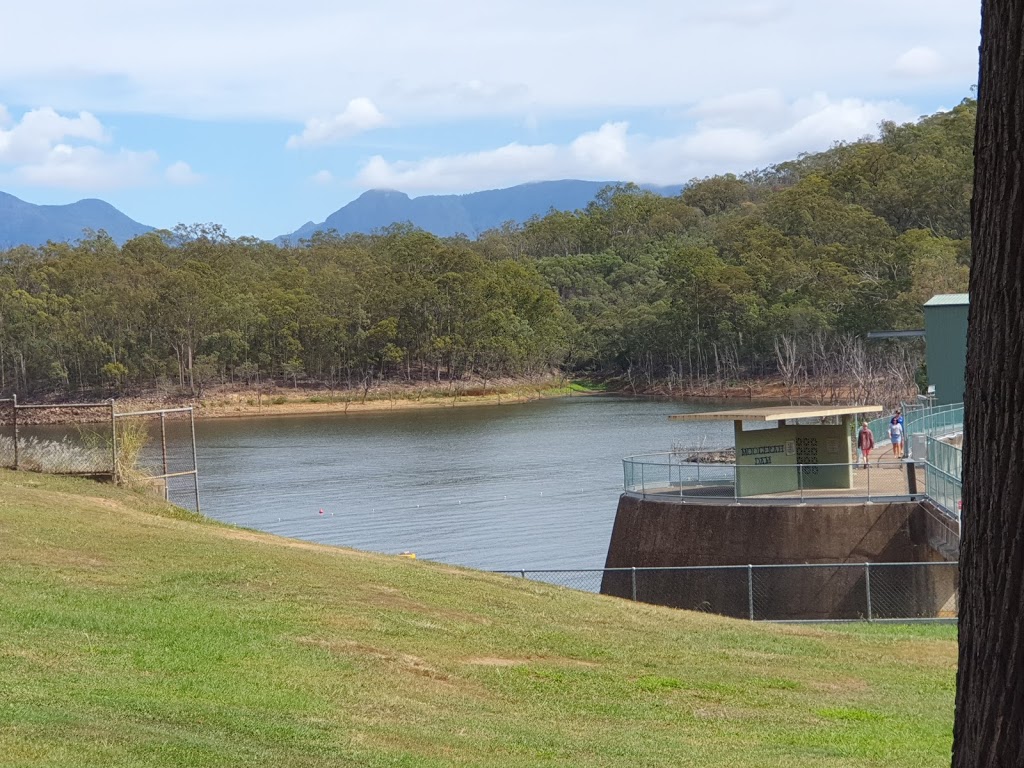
[953,2,1024,765]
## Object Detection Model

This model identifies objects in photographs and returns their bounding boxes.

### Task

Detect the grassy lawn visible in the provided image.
[0,470,955,767]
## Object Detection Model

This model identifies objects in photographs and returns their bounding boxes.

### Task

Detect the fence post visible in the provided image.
[866,462,872,500]
[160,411,169,501]
[865,562,873,622]
[11,393,18,471]
[631,567,637,602]
[906,459,919,499]
[640,462,645,498]
[109,399,118,484]
[189,406,201,514]
[798,463,804,502]
[520,570,526,578]
[748,564,754,621]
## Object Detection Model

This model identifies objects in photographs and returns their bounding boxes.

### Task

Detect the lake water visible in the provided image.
[161,396,735,570]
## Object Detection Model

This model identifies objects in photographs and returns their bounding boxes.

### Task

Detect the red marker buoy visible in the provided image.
[319,508,324,515]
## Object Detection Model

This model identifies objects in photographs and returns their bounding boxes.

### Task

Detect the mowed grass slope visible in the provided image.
[0,470,954,767]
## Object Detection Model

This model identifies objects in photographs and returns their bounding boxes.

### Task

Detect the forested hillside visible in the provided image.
[0,99,974,400]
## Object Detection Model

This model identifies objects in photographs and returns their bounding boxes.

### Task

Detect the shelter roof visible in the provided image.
[669,405,882,422]
[923,293,969,306]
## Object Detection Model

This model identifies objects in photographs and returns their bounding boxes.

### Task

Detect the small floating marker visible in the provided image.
[319,508,324,515]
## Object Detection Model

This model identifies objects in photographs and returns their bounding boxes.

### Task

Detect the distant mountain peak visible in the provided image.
[275,180,682,243]
[0,191,153,248]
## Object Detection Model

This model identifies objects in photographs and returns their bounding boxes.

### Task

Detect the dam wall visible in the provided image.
[601,495,957,620]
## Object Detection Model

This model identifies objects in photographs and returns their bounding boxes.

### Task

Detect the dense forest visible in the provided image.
[0,99,974,401]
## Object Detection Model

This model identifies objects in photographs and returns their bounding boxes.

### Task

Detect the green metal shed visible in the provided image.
[923,294,969,406]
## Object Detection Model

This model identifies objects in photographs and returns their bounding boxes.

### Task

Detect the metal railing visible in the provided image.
[626,402,966,517]
[623,453,917,504]
[865,401,963,456]
[925,436,963,518]
[906,402,964,439]
[494,561,959,622]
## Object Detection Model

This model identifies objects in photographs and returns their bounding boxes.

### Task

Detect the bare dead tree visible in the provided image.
[774,335,802,404]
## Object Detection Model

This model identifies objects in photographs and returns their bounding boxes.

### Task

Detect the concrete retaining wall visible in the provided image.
[601,495,957,620]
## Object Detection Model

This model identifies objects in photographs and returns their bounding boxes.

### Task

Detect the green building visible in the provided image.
[923,294,969,406]
[670,405,882,497]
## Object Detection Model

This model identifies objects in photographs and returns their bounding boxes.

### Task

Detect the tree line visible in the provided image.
[0,99,974,398]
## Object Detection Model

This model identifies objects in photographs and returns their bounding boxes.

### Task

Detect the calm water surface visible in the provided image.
[176,396,734,570]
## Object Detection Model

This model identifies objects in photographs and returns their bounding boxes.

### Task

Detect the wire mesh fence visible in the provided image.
[0,398,114,475]
[116,407,200,513]
[495,561,959,623]
[0,398,200,513]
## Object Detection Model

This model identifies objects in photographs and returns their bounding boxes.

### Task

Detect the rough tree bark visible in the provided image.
[952,2,1024,765]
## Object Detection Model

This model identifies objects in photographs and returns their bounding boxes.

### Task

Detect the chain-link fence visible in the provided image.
[115,407,200,513]
[495,561,959,623]
[0,398,199,513]
[0,398,114,475]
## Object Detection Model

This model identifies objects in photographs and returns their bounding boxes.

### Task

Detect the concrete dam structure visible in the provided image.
[607,404,961,621]
[600,495,958,620]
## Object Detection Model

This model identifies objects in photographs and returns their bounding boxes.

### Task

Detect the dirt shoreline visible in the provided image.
[5,377,907,424]
[4,381,594,424]
[188,387,582,420]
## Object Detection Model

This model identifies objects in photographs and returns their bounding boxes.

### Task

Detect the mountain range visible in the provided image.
[273,180,683,243]
[0,180,684,248]
[0,192,154,248]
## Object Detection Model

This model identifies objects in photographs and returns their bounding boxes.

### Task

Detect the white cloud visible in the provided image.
[356,93,918,192]
[0,105,181,190]
[311,169,334,185]
[570,122,631,177]
[358,142,560,190]
[0,1,979,121]
[13,146,158,189]
[287,97,387,148]
[0,107,107,165]
[892,46,945,78]
[165,160,202,185]
[689,89,788,129]
[695,2,789,27]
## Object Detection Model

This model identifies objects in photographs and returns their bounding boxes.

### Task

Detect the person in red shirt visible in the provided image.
[857,421,875,468]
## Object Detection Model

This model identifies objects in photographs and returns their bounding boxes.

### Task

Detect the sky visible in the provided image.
[0,1,980,240]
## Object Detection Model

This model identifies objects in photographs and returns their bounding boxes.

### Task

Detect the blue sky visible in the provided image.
[0,1,979,240]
